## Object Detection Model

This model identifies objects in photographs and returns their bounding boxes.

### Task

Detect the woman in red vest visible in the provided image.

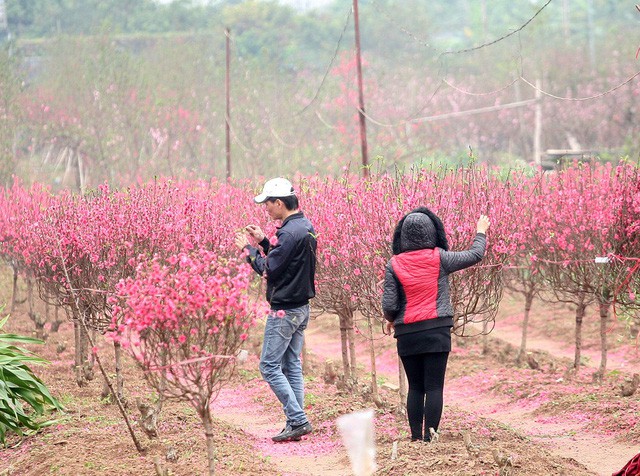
[382,207,490,441]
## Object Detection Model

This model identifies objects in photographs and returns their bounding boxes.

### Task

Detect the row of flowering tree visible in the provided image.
[1,162,639,471]
[305,164,522,398]
[502,162,640,378]
[2,163,639,383]
[0,177,265,462]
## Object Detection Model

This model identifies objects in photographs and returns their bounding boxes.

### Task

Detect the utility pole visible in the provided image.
[225,27,232,180]
[352,0,369,178]
[586,0,596,74]
[0,0,8,39]
[533,79,542,167]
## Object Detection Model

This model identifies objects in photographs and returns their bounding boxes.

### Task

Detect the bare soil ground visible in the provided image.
[0,272,639,476]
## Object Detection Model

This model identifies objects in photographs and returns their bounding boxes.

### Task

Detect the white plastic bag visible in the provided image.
[336,409,376,476]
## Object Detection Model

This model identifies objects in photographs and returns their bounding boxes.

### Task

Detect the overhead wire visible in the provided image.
[438,0,554,58]
[256,7,353,138]
[338,0,638,131]
[369,0,436,52]
[227,1,638,154]
[295,7,353,116]
[222,11,354,145]
[519,72,640,101]
[333,0,556,129]
[442,77,519,97]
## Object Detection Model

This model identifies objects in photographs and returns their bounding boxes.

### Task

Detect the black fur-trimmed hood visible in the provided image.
[391,207,449,255]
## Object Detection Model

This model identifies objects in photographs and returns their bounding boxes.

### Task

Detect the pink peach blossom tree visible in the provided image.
[112,249,266,476]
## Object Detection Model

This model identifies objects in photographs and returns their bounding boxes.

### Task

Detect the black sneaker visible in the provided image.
[272,426,301,442]
[271,422,313,442]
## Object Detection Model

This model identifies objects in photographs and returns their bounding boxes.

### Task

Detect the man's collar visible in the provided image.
[278,211,303,228]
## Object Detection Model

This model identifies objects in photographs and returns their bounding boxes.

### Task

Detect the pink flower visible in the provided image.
[276,310,286,318]
[178,335,187,344]
[240,333,248,341]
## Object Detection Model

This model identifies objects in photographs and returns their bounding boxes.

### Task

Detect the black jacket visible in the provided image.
[246,212,317,310]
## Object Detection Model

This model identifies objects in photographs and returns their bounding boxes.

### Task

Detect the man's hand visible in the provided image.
[235,233,249,250]
[245,224,265,242]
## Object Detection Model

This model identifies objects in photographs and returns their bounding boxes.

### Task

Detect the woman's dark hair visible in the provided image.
[266,195,299,211]
[391,206,448,255]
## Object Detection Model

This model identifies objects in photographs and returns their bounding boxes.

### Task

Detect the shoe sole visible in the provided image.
[272,436,302,442]
[271,425,312,442]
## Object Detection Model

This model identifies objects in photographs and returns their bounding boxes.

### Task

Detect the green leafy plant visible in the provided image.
[0,314,64,445]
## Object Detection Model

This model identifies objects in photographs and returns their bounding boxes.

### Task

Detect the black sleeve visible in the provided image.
[246,245,266,275]
[382,262,400,321]
[258,237,270,255]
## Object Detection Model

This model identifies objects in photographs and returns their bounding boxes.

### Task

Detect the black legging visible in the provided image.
[400,352,449,441]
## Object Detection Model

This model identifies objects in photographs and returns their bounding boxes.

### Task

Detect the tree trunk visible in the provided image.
[74,320,86,387]
[481,319,489,355]
[365,313,380,405]
[201,406,216,476]
[83,326,94,381]
[50,305,63,332]
[517,291,534,364]
[27,278,34,314]
[338,310,351,378]
[114,340,125,403]
[88,329,97,370]
[346,312,357,382]
[74,318,92,386]
[80,317,144,453]
[574,301,586,370]
[10,264,18,315]
[597,298,611,379]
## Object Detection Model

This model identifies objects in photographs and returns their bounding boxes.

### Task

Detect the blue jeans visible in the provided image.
[259,304,310,427]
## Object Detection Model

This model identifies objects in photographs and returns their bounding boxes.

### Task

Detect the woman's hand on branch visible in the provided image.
[477,215,490,234]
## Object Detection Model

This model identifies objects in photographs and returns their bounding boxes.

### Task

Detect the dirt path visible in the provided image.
[211,377,351,476]
[491,314,640,374]
[446,375,636,476]
[305,318,639,476]
[473,317,640,476]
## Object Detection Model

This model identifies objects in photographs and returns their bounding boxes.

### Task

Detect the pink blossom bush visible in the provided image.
[112,249,267,475]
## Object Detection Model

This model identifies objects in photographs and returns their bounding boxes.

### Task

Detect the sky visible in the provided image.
[277,0,333,10]
[152,0,333,7]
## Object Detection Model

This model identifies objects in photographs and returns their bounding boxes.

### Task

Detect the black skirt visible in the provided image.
[396,326,452,357]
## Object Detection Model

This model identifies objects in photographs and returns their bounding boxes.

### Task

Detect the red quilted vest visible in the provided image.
[390,248,440,324]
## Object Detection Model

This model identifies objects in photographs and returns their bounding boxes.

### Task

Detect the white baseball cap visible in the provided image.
[254,177,296,203]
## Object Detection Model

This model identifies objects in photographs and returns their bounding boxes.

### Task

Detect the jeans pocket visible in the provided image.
[276,316,296,340]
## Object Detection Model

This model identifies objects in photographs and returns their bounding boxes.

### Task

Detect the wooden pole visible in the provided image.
[0,0,7,33]
[352,0,369,178]
[586,0,596,74]
[533,79,542,166]
[225,27,231,180]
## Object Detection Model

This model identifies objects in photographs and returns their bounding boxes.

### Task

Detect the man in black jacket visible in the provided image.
[235,177,317,442]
